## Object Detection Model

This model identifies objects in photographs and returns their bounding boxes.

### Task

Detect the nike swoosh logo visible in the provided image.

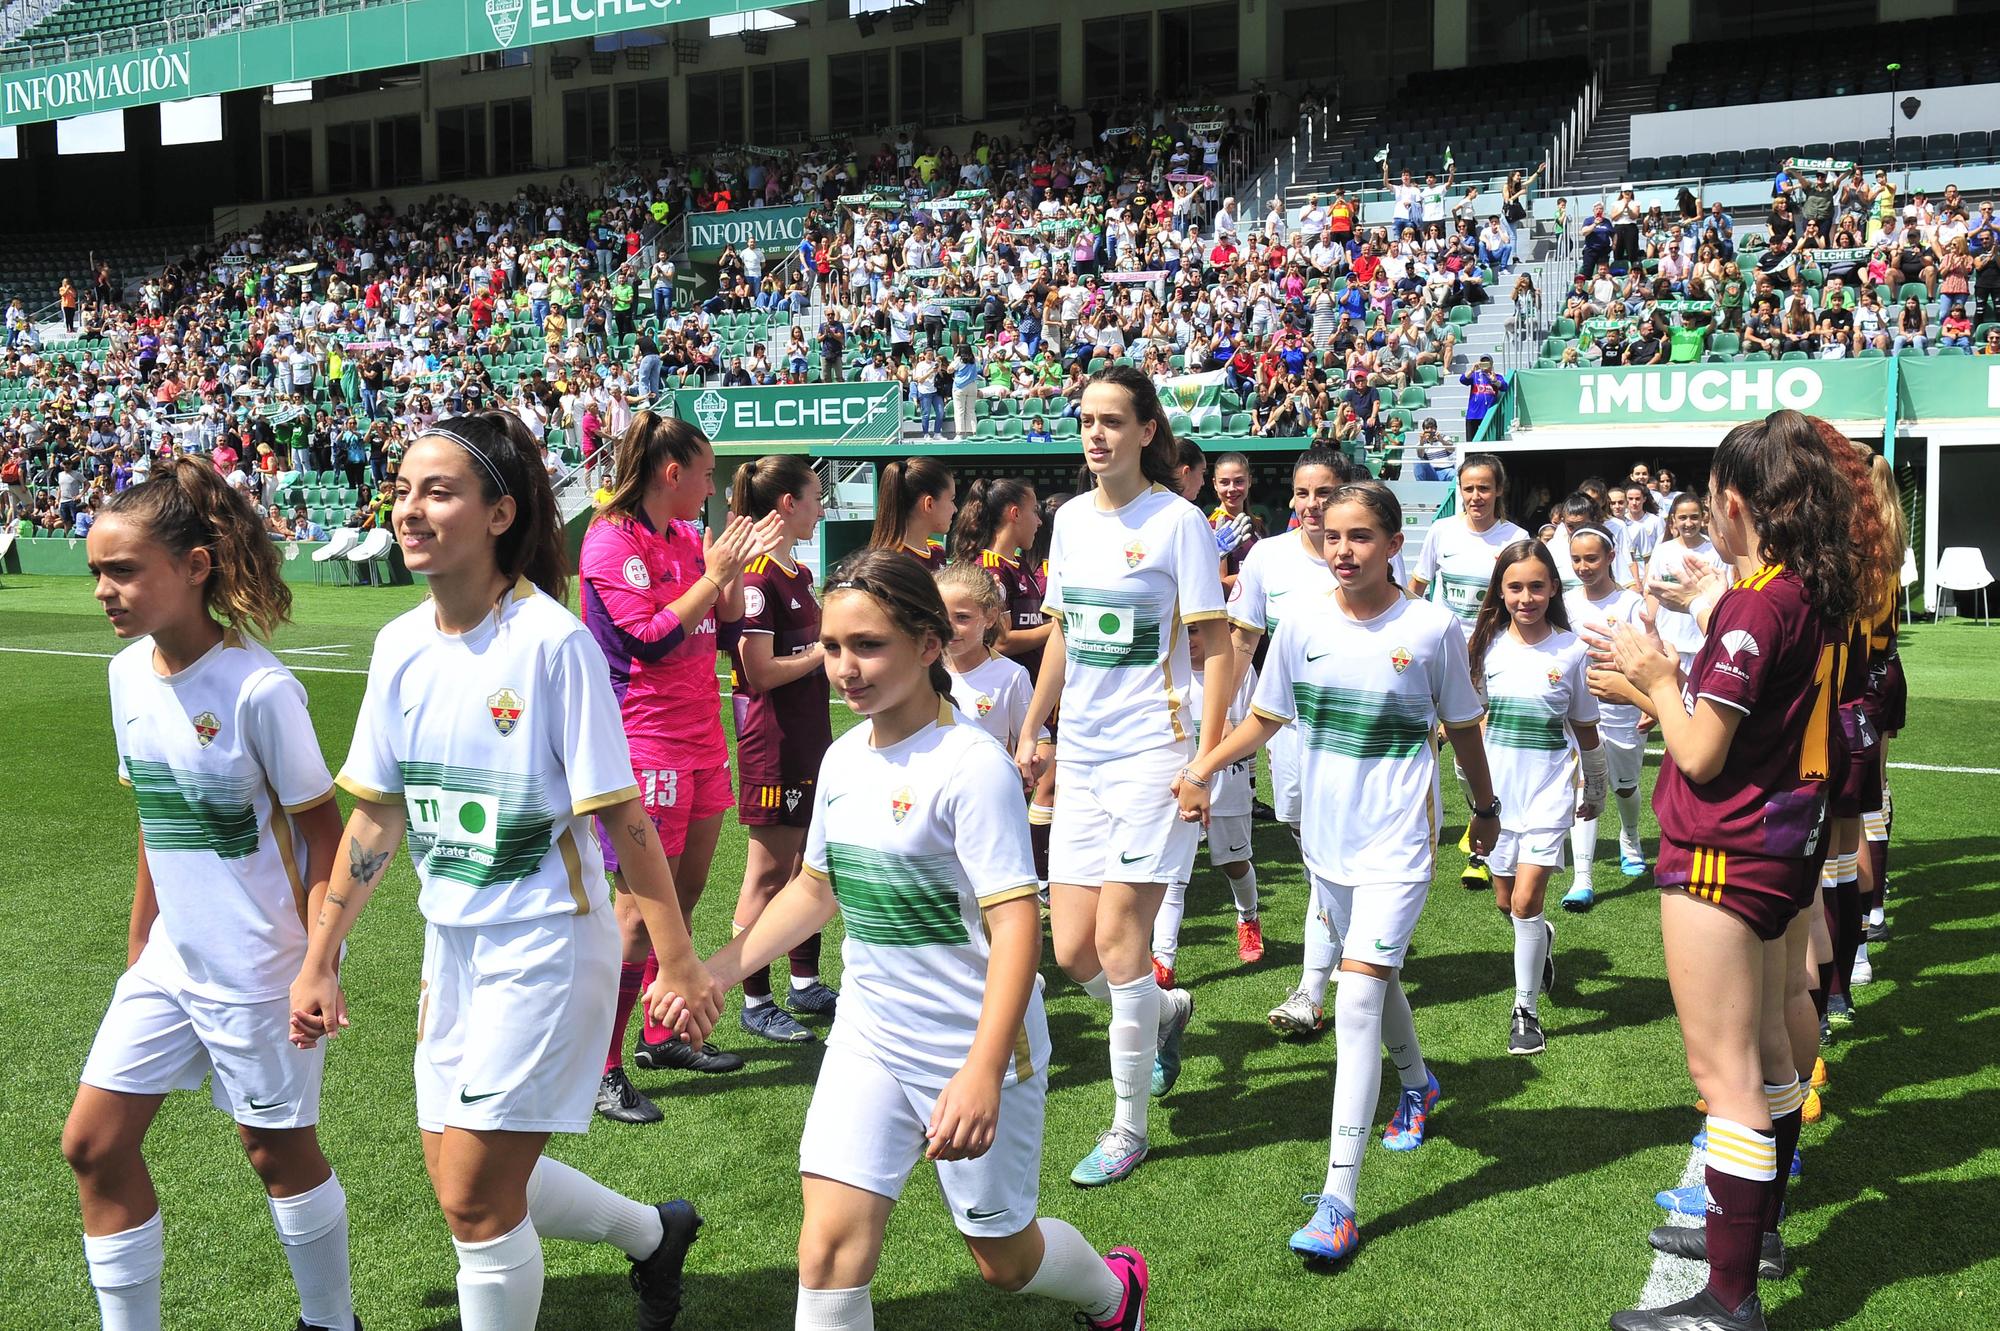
[964,1206,1009,1221]
[1372,939,1395,952]
[1228,843,1248,854]
[1120,851,1148,864]
[125,715,140,725]
[459,1087,504,1104]
[403,703,420,718]
[1269,589,1290,599]
[826,792,847,806]
[246,1097,289,1110]
[1306,649,1333,662]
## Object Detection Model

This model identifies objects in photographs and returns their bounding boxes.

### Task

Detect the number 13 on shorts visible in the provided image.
[640,769,681,810]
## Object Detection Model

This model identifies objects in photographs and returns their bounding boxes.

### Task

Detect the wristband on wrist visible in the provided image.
[1178,766,1209,790]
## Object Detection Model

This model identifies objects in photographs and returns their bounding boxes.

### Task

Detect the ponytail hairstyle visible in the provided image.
[824,547,955,698]
[421,411,569,603]
[934,560,1006,648]
[1577,477,1613,523]
[1866,449,1907,566]
[599,410,709,526]
[730,452,816,520]
[1458,452,1508,521]
[1326,480,1403,585]
[868,455,955,552]
[1086,364,1180,490]
[1467,537,1572,682]
[100,454,291,639]
[1711,410,1867,625]
[1808,417,1894,619]
[951,475,1036,565]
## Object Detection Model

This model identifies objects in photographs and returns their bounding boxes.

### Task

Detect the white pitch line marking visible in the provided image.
[0,645,366,676]
[1636,1145,1707,1310]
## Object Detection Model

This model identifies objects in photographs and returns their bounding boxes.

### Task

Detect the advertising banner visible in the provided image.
[674,382,901,447]
[1512,361,1889,428]
[1896,356,2000,421]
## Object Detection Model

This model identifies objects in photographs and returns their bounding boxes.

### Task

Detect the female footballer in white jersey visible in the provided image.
[1016,365,1231,1188]
[704,550,1150,1331]
[1179,480,1499,1264]
[67,458,355,1331]
[287,413,723,1331]
[1464,539,1604,1056]
[1408,454,1527,888]
[937,560,1040,753]
[1562,525,1650,909]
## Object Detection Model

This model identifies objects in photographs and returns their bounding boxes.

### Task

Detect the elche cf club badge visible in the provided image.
[488,688,525,737]
[975,694,995,717]
[484,0,524,47]
[1548,667,1563,687]
[693,389,728,438]
[1390,647,1412,674]
[192,711,221,747]
[1123,540,1146,569]
[891,786,915,823]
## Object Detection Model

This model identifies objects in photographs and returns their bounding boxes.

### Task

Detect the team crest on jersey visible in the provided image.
[1548,667,1563,687]
[784,786,803,813]
[1123,540,1146,569]
[890,786,915,823]
[192,711,221,747]
[487,688,525,736]
[975,694,995,718]
[1390,647,1412,673]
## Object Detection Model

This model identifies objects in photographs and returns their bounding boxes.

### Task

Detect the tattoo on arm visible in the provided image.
[626,821,650,849]
[347,842,392,886]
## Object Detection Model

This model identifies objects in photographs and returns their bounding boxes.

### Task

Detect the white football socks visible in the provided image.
[453,1215,542,1331]
[1079,970,1112,1002]
[524,1156,663,1260]
[267,1173,354,1331]
[1018,1218,1122,1321]
[796,1284,874,1330]
[1323,971,1389,1209]
[1150,880,1189,969]
[1379,975,1429,1092]
[1568,817,1598,889]
[1512,914,1549,1015]
[1107,974,1161,1140]
[83,1210,164,1331]
[1228,863,1259,921]
[1300,882,1340,1008]
[1615,789,1643,860]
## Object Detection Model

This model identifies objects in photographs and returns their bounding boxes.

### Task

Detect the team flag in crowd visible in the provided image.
[1157,369,1226,431]
[1374,145,1390,164]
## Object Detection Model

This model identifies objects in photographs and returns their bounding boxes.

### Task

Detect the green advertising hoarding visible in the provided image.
[684,205,814,260]
[1512,361,1890,429]
[675,382,900,448]
[0,0,766,129]
[1897,356,2000,420]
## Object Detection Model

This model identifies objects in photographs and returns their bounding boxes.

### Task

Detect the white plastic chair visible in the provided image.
[345,528,394,586]
[1899,546,1918,623]
[1935,546,1994,625]
[311,527,359,583]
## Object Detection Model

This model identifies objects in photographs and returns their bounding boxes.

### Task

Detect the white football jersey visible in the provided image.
[805,700,1048,1091]
[338,580,639,927]
[1414,515,1528,624]
[1478,629,1600,832]
[1253,590,1483,885]
[1228,528,1335,639]
[1563,584,1646,738]
[110,632,335,1003]
[948,651,1040,753]
[1645,539,1726,657]
[1044,484,1226,764]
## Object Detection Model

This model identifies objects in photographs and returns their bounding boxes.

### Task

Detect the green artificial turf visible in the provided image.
[1,574,1996,1330]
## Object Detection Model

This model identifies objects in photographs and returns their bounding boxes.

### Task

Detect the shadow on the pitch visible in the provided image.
[418,1265,1143,1329]
[625,1039,825,1100]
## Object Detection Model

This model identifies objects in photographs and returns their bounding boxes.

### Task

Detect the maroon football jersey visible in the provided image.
[903,540,947,571]
[1653,565,1845,860]
[982,547,1048,680]
[730,554,833,784]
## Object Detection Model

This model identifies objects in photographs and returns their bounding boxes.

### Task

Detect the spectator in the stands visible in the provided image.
[1459,354,1505,441]
[1896,214,1940,299]
[1699,200,1735,258]
[1938,237,1973,318]
[1609,187,1641,267]
[1479,215,1514,272]
[1800,170,1837,234]
[1577,201,1614,277]
[1979,326,2000,356]
[1939,303,1974,351]
[1893,297,1930,355]
[1756,234,1798,289]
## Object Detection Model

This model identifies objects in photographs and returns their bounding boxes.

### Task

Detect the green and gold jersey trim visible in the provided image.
[125,758,260,859]
[1484,696,1570,751]
[1293,682,1435,759]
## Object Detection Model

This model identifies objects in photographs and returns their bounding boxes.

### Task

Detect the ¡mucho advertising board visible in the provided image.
[1512,360,1891,428]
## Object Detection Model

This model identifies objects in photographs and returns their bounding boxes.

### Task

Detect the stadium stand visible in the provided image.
[1306,58,1588,187]
[1653,14,2000,112]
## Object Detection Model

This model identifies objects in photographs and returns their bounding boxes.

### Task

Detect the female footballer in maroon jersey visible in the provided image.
[867,457,955,570]
[952,477,1052,680]
[727,454,840,1043]
[1592,410,1882,1331]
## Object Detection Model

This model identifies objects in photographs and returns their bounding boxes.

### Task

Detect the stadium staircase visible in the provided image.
[1562,76,1658,189]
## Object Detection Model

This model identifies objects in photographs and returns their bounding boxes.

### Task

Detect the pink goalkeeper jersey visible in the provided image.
[579,512,729,770]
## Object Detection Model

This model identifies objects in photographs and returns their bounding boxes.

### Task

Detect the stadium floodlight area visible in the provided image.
[54,105,120,153]
[157,94,221,144]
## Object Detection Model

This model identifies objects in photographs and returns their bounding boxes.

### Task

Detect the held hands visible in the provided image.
[1467,812,1500,857]
[1014,734,1049,786]
[644,951,725,1045]
[1171,767,1213,827]
[925,1064,1002,1162]
[288,968,348,1049]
